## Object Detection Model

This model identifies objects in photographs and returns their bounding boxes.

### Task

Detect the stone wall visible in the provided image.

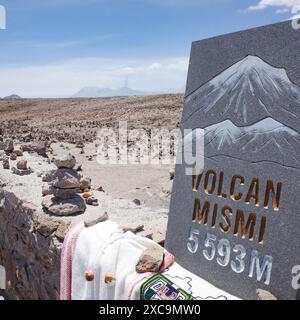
[0,188,63,300]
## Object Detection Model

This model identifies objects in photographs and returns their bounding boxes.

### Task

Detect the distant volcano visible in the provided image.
[183,55,300,129]
[72,86,158,98]
[2,94,22,100]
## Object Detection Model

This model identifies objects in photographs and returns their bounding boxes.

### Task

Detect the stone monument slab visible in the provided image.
[166,20,300,300]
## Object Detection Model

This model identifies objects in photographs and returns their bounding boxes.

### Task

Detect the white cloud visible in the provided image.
[1,34,120,50]
[275,7,290,12]
[0,56,189,98]
[248,0,300,11]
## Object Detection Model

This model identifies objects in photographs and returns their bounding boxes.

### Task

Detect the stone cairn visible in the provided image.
[0,130,31,174]
[80,176,98,207]
[42,152,87,216]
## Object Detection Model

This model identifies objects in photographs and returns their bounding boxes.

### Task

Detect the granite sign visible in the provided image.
[166,20,300,300]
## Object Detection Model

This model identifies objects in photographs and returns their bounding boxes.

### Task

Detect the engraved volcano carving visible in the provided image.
[204,118,300,168]
[184,55,300,129]
[183,55,300,169]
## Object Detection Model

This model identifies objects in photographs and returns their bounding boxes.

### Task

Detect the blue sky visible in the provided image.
[0,0,299,97]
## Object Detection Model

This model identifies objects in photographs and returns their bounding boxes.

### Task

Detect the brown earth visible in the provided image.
[0,94,183,144]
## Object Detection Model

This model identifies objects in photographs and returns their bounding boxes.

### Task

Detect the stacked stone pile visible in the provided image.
[0,128,4,150]
[80,175,99,206]
[0,133,28,172]
[42,152,86,216]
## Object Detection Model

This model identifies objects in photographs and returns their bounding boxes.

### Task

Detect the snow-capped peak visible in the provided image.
[184,55,300,128]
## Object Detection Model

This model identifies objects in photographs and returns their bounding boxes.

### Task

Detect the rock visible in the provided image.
[42,184,54,197]
[169,168,175,180]
[55,221,71,240]
[42,170,56,182]
[12,167,33,176]
[22,143,47,157]
[35,217,59,237]
[161,186,171,197]
[3,159,9,170]
[10,153,17,160]
[84,212,109,228]
[16,160,27,170]
[76,142,84,149]
[122,225,144,234]
[51,168,80,189]
[0,151,5,161]
[13,147,23,157]
[75,164,82,171]
[136,245,164,273]
[42,195,86,216]
[0,141,4,150]
[96,186,105,192]
[133,199,141,206]
[86,197,98,206]
[79,176,91,190]
[4,139,14,153]
[21,133,33,142]
[0,189,61,300]
[256,289,277,300]
[53,152,76,169]
[82,191,93,199]
[137,231,153,240]
[53,187,80,200]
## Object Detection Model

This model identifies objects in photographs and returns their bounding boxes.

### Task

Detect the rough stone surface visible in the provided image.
[50,168,80,189]
[42,194,86,216]
[83,191,93,199]
[10,153,17,161]
[4,139,14,153]
[12,167,33,176]
[42,184,54,197]
[136,245,164,273]
[53,187,80,200]
[79,176,91,190]
[84,212,108,228]
[53,152,76,169]
[16,160,27,170]
[3,159,9,170]
[22,143,47,157]
[13,147,23,157]
[86,197,99,206]
[55,221,71,241]
[35,216,59,238]
[0,190,61,300]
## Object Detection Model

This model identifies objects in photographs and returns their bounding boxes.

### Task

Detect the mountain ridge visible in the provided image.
[203,117,300,168]
[73,86,159,98]
[183,55,300,130]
